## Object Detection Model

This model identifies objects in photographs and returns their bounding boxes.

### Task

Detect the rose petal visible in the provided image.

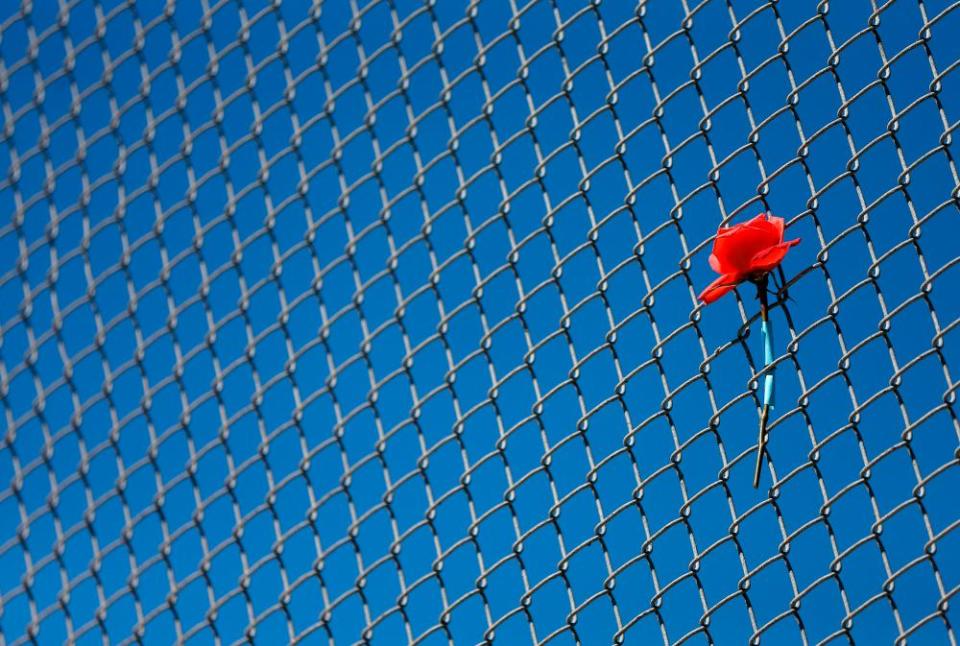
[707,221,747,272]
[699,273,742,304]
[711,224,781,273]
[709,253,722,273]
[742,214,784,248]
[748,238,800,273]
[768,214,785,241]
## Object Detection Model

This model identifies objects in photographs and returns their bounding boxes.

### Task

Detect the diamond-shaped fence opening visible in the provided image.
[1,0,959,644]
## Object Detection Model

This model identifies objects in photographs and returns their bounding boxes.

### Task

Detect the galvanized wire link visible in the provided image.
[1,0,959,644]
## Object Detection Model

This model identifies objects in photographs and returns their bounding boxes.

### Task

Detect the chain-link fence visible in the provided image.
[1,0,959,643]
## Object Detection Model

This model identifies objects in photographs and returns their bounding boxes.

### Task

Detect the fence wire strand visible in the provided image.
[1,0,960,644]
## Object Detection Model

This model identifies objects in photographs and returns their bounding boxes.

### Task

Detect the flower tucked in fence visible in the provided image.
[699,213,800,304]
[699,213,800,488]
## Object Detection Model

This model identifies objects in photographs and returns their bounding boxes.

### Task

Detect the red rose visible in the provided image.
[699,213,800,304]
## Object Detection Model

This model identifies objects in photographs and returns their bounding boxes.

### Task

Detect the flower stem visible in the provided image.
[754,276,772,489]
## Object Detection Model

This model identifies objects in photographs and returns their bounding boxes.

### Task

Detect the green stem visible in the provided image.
[754,276,770,489]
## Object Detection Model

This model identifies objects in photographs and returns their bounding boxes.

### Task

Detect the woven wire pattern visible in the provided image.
[1,0,960,643]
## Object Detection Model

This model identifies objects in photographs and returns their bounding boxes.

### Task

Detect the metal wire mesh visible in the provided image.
[1,0,960,643]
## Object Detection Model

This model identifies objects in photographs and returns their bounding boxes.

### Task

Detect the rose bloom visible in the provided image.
[699,213,800,304]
